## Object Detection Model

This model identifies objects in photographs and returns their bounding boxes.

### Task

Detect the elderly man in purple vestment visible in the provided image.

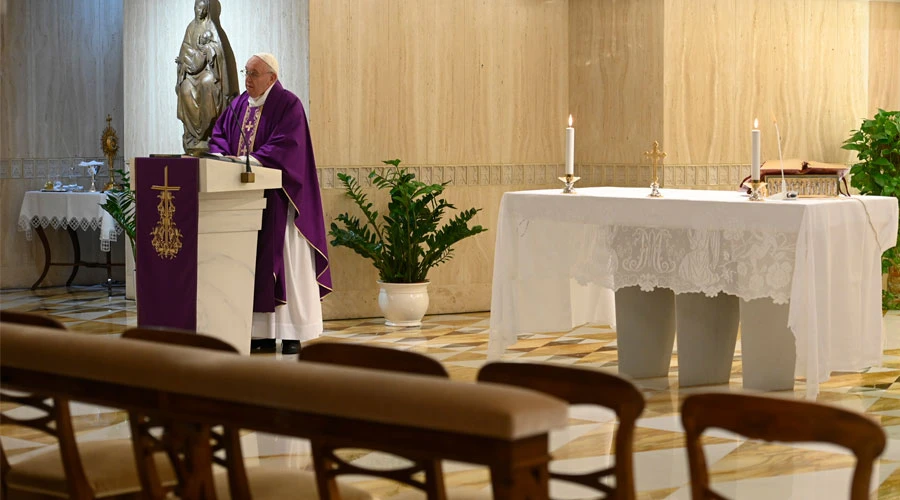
[208,53,331,355]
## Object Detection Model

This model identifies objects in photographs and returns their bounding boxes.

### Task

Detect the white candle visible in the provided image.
[566,115,575,175]
[751,118,760,181]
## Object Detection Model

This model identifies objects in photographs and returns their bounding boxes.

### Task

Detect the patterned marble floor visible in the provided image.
[3,285,900,499]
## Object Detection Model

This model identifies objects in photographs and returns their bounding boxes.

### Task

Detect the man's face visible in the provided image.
[244,57,276,99]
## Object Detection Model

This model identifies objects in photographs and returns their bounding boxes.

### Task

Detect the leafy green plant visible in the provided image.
[842,109,900,309]
[329,159,487,283]
[99,169,136,260]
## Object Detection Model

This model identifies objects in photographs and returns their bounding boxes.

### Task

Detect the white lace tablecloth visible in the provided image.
[489,187,899,397]
[18,191,121,251]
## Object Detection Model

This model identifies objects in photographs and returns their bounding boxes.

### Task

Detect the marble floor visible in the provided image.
[3,285,900,499]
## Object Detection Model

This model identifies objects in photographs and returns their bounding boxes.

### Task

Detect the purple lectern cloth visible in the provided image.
[209,81,332,313]
[135,157,199,330]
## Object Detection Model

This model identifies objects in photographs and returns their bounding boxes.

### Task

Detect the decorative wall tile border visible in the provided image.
[0,157,122,187]
[1,159,751,191]
[318,163,752,190]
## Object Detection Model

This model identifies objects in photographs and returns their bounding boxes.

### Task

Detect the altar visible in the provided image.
[489,187,898,397]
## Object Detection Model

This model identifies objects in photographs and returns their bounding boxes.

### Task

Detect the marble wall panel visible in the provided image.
[664,0,869,166]
[123,0,309,159]
[0,0,123,159]
[308,0,568,168]
[569,0,665,165]
[869,2,900,114]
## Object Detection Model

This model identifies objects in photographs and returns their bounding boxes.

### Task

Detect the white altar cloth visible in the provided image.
[489,187,898,397]
[18,191,120,251]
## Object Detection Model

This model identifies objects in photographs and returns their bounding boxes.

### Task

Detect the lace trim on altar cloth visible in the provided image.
[517,220,797,304]
[18,215,123,252]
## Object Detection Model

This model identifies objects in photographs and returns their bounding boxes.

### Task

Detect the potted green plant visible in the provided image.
[99,168,136,259]
[329,159,487,326]
[842,109,900,309]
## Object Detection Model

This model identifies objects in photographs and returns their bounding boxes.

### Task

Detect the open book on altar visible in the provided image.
[759,158,849,176]
[740,159,850,197]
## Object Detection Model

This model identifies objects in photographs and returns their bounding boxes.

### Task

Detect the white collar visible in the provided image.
[248,82,275,108]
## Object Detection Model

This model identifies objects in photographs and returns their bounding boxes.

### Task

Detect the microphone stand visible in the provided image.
[768,117,796,200]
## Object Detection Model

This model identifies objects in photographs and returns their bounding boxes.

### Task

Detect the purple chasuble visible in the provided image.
[209,81,332,312]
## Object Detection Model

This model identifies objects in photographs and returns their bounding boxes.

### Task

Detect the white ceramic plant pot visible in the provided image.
[377,281,430,327]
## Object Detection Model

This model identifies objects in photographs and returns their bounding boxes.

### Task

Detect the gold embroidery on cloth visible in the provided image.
[237,105,263,155]
[150,166,183,259]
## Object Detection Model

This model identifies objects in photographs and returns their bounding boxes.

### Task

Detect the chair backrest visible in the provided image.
[122,327,246,499]
[0,314,95,499]
[299,342,449,499]
[477,362,645,500]
[681,393,886,500]
[123,326,238,353]
[299,341,449,378]
[0,310,66,329]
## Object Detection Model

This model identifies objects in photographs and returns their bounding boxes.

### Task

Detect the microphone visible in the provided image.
[234,106,255,183]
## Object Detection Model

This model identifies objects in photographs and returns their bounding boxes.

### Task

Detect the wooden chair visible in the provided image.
[299,342,450,499]
[475,362,645,500]
[121,327,236,499]
[681,393,887,500]
[0,312,169,500]
[122,328,373,500]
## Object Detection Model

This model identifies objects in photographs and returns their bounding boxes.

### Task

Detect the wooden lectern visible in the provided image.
[132,157,281,353]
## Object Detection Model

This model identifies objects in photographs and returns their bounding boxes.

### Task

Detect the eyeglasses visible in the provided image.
[241,69,272,79]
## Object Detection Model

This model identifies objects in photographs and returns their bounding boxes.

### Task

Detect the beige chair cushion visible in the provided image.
[393,487,490,500]
[213,465,374,500]
[6,438,175,498]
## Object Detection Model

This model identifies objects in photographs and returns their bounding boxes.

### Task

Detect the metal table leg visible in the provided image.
[30,227,52,290]
[65,227,81,286]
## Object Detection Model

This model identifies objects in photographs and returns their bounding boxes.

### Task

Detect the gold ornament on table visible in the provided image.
[644,141,666,198]
[101,114,120,191]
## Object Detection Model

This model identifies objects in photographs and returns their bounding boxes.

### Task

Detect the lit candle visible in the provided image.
[566,115,575,175]
[751,118,760,181]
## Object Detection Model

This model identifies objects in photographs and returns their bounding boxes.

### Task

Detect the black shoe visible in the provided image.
[250,338,276,354]
[281,340,300,355]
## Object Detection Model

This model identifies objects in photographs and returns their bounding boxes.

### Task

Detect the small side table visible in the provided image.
[18,191,125,291]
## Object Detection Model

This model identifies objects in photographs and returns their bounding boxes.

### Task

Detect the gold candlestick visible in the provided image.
[644,141,666,198]
[748,180,767,201]
[101,114,120,191]
[558,174,580,194]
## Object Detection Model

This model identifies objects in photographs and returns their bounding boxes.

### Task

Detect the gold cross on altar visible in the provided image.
[643,141,666,198]
[643,141,667,182]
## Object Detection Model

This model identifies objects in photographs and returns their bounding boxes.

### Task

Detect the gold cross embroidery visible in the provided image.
[150,166,184,260]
